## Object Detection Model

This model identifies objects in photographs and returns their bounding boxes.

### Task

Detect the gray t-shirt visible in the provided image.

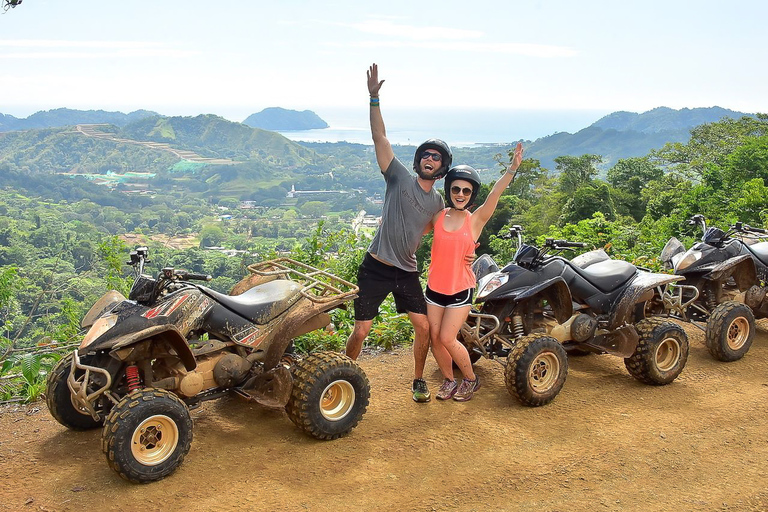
[368,157,444,272]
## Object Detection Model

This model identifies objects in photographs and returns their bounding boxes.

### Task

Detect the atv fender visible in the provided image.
[704,254,757,290]
[81,291,126,329]
[515,277,573,324]
[608,272,682,330]
[261,298,332,371]
[100,325,196,371]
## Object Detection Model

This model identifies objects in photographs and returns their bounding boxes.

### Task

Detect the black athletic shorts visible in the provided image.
[353,253,427,321]
[425,285,474,308]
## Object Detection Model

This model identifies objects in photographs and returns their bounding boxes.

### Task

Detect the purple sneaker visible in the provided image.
[453,376,481,402]
[436,379,458,400]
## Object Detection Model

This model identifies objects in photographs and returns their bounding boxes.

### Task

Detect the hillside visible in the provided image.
[527,106,756,171]
[243,107,329,130]
[118,114,317,166]
[0,108,159,132]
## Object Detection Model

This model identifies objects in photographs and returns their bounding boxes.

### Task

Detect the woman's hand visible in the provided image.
[508,142,524,174]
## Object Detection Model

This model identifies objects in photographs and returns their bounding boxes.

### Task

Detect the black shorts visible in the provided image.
[425,286,474,308]
[353,253,427,321]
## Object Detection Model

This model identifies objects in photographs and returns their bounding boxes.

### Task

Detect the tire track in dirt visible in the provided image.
[1,326,768,511]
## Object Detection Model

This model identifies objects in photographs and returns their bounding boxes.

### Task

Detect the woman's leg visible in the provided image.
[426,303,454,381]
[436,305,476,381]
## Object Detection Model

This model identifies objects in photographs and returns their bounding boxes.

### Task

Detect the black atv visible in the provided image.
[659,214,768,361]
[460,226,689,407]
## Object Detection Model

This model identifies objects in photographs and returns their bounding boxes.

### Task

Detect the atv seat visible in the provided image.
[746,241,768,267]
[569,259,636,293]
[201,280,303,324]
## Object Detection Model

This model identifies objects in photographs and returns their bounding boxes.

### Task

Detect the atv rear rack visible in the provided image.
[247,258,358,305]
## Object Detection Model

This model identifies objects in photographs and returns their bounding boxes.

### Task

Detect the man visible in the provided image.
[345,63,452,403]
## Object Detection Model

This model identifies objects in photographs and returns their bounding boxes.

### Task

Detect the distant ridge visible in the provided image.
[590,106,751,134]
[0,108,160,132]
[243,107,328,130]
[526,106,757,171]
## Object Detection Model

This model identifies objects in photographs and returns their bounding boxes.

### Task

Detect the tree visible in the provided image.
[555,154,602,194]
[607,157,663,221]
[559,182,614,225]
[651,115,768,178]
[2,0,22,12]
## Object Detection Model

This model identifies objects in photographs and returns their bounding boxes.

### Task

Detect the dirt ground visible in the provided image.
[2,322,768,512]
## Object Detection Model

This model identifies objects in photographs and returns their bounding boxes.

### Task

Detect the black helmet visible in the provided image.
[413,139,452,180]
[444,165,481,209]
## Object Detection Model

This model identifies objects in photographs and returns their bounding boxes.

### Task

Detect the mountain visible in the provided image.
[590,106,747,133]
[0,108,160,132]
[526,106,756,171]
[243,107,328,130]
[119,114,317,165]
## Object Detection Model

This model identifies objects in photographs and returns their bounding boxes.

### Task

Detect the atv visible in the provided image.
[459,226,689,407]
[46,248,370,483]
[658,214,768,361]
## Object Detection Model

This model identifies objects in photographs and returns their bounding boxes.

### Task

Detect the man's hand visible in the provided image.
[368,63,385,97]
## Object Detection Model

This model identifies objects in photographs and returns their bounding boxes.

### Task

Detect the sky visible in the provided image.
[1,0,766,124]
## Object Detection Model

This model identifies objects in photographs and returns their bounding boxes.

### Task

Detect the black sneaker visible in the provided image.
[412,378,431,403]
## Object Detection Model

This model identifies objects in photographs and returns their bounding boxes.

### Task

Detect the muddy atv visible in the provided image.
[46,251,370,483]
[658,215,768,361]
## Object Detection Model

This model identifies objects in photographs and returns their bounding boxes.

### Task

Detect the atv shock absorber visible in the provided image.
[511,314,525,339]
[704,284,718,311]
[125,365,142,392]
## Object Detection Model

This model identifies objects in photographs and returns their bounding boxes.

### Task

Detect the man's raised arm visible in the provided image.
[368,63,394,173]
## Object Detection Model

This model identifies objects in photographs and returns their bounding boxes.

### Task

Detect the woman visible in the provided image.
[426,142,524,401]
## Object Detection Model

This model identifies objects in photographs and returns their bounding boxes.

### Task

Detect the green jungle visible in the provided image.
[1,111,768,402]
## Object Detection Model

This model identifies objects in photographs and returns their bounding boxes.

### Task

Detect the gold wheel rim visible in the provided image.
[655,337,681,371]
[320,380,355,421]
[131,415,179,466]
[727,317,750,350]
[529,351,560,392]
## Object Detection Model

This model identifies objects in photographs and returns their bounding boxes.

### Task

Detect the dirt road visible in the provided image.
[2,323,768,512]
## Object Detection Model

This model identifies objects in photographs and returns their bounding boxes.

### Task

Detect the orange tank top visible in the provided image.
[427,209,477,295]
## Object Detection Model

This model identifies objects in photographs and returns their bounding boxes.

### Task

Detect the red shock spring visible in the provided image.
[125,365,141,392]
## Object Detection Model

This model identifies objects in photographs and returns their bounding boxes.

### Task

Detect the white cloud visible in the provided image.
[0,39,200,59]
[330,40,576,58]
[347,20,483,41]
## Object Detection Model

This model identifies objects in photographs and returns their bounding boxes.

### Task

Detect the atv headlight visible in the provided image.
[477,274,508,299]
[675,250,702,272]
[80,313,117,348]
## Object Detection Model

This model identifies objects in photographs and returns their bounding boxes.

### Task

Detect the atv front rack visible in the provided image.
[247,258,359,305]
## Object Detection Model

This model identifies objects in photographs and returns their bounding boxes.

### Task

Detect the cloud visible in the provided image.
[334,19,576,57]
[347,20,483,41]
[331,40,576,58]
[0,39,200,59]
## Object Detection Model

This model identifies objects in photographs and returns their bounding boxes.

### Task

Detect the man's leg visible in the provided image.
[408,311,430,379]
[346,319,373,360]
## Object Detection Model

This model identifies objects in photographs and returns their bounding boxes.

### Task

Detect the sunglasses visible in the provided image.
[451,186,473,196]
[420,151,442,162]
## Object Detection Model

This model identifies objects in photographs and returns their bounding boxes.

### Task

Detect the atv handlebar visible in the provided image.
[546,238,587,249]
[737,222,768,235]
[161,268,212,282]
[177,271,213,281]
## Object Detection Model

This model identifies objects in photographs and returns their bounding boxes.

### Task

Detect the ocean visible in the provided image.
[277,107,610,147]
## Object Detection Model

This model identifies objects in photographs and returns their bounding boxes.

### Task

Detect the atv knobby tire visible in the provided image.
[101,388,193,484]
[625,318,688,385]
[505,333,568,407]
[286,351,370,440]
[45,353,103,430]
[705,301,755,362]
